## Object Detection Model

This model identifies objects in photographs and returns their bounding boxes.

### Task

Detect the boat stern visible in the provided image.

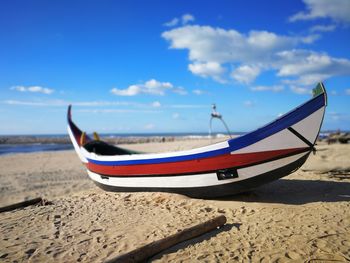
[67,105,89,163]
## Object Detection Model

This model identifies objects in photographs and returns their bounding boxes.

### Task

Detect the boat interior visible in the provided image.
[83,140,138,156]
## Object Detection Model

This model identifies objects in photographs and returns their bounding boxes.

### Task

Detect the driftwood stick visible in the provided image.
[0,197,43,213]
[105,215,227,263]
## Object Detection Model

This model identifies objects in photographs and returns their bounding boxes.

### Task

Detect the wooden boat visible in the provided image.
[68,83,327,198]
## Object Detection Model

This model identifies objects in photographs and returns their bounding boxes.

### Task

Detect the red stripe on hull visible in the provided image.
[86,148,309,176]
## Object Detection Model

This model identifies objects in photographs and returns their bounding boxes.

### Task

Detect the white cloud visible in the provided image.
[72,101,131,107]
[168,104,207,109]
[162,25,323,85]
[250,85,284,92]
[2,99,207,111]
[3,100,61,106]
[164,18,179,27]
[231,65,260,84]
[243,100,255,107]
[300,34,320,44]
[164,14,195,27]
[277,50,350,76]
[151,101,161,107]
[110,86,138,96]
[192,89,206,95]
[182,14,195,25]
[3,99,130,108]
[329,112,341,121]
[11,85,54,94]
[290,86,312,95]
[172,113,180,119]
[345,89,350,95]
[77,109,159,114]
[173,86,188,95]
[310,24,336,32]
[289,0,350,24]
[163,26,309,65]
[284,74,329,86]
[276,50,350,86]
[188,61,226,82]
[2,99,116,107]
[144,123,155,130]
[110,79,186,96]
[2,99,131,107]
[327,112,350,122]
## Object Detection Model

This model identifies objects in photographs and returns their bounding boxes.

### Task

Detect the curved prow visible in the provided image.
[227,82,327,155]
[67,105,90,163]
[312,82,327,106]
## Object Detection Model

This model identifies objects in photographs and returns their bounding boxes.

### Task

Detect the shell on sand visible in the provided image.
[0,139,350,262]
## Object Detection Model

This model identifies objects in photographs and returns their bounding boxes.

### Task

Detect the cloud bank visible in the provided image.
[164,13,195,27]
[162,23,350,93]
[110,79,187,96]
[289,0,350,24]
[11,86,54,94]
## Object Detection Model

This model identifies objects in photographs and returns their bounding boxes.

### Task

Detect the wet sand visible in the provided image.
[0,140,349,262]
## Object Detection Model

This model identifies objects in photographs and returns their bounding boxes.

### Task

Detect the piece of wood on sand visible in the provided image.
[105,215,227,263]
[0,197,43,213]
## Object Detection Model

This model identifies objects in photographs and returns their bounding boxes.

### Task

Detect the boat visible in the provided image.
[67,82,327,198]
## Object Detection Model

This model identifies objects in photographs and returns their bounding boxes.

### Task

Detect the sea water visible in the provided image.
[0,132,240,155]
[0,144,73,155]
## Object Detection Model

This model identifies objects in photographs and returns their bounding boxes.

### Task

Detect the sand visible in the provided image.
[0,140,350,262]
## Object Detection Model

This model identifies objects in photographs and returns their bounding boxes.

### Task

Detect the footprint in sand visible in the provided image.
[25,248,36,258]
[53,214,61,238]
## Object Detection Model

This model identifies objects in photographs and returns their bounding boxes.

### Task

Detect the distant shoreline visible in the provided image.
[0,131,345,145]
[0,133,237,145]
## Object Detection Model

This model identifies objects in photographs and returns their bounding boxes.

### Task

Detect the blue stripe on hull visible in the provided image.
[88,94,325,166]
[88,147,231,165]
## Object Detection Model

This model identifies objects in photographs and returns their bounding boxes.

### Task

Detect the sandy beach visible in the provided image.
[0,139,350,262]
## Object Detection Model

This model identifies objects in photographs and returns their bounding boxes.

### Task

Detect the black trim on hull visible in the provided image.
[287,127,316,153]
[92,152,310,198]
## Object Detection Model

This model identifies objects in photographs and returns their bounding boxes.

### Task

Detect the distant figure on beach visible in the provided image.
[326,130,350,144]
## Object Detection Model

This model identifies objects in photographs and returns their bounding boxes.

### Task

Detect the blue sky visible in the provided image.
[0,0,349,135]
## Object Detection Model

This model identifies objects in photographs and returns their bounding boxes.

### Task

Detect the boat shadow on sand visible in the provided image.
[214,175,350,205]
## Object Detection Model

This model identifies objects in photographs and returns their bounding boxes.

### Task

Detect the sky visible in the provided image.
[0,0,349,135]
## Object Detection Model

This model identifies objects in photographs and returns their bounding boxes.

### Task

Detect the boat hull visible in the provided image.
[89,151,310,198]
